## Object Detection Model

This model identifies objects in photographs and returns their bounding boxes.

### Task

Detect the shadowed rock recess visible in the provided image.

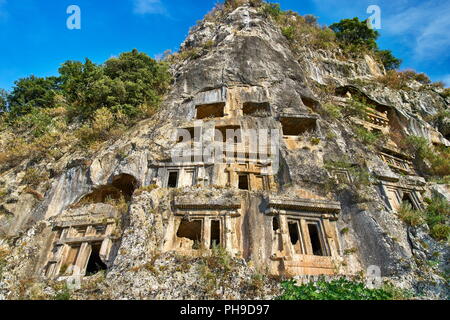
[0,3,449,300]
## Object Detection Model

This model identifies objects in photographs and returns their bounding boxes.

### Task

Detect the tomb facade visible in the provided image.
[264,197,341,276]
[378,147,414,175]
[44,204,120,279]
[163,198,242,256]
[377,176,425,212]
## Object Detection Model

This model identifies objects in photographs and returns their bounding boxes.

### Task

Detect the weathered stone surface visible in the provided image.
[0,4,448,300]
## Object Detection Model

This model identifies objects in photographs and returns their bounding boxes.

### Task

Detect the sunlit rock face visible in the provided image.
[0,4,448,300]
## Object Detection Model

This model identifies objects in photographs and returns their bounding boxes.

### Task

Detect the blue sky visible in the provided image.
[0,0,449,91]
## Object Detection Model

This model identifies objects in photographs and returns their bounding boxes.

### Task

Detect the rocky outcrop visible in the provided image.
[0,3,448,300]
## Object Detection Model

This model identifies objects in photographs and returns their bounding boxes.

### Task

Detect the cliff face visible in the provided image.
[0,4,448,300]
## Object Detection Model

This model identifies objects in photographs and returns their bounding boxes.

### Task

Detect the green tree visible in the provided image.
[376,49,402,70]
[104,49,171,116]
[59,58,106,119]
[60,50,171,120]
[8,76,60,117]
[330,17,379,50]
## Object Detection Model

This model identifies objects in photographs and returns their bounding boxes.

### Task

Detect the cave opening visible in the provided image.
[112,174,138,201]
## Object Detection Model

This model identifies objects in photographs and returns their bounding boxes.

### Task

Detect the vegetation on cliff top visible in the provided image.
[0,49,171,172]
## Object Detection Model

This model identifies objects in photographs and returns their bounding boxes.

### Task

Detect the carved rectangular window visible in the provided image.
[210,220,221,249]
[196,103,225,119]
[288,221,303,254]
[307,222,326,256]
[238,174,249,190]
[167,171,179,188]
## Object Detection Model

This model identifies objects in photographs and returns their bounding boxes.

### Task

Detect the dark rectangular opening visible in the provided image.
[281,117,316,136]
[243,102,271,117]
[196,103,225,119]
[86,243,107,276]
[288,221,302,253]
[238,174,249,190]
[308,223,325,256]
[177,220,202,250]
[167,171,178,188]
[215,126,242,143]
[210,220,221,249]
[273,217,280,231]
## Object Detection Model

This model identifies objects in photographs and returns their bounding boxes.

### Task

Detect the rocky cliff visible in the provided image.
[0,2,448,300]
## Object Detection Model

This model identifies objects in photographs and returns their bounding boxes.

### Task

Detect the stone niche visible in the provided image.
[196,102,226,120]
[280,113,318,136]
[44,204,120,279]
[193,87,227,120]
[279,113,320,150]
[225,163,276,191]
[378,147,414,175]
[163,199,241,255]
[152,164,212,188]
[264,197,341,276]
[242,102,272,117]
[378,177,425,212]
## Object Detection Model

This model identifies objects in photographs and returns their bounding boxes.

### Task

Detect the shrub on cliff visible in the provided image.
[407,136,450,177]
[277,278,406,300]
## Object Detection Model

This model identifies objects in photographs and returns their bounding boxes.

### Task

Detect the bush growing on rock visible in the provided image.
[277,278,406,300]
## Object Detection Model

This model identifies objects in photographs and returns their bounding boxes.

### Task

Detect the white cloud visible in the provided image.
[133,0,166,15]
[382,1,450,60]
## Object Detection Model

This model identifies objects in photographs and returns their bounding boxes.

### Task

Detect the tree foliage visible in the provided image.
[330,17,379,50]
[330,17,401,71]
[5,49,171,121]
[375,49,402,71]
[8,76,60,117]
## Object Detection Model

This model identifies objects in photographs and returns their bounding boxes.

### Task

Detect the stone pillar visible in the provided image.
[279,215,293,258]
[203,217,211,249]
[323,219,338,257]
[75,242,91,276]
[301,219,313,255]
